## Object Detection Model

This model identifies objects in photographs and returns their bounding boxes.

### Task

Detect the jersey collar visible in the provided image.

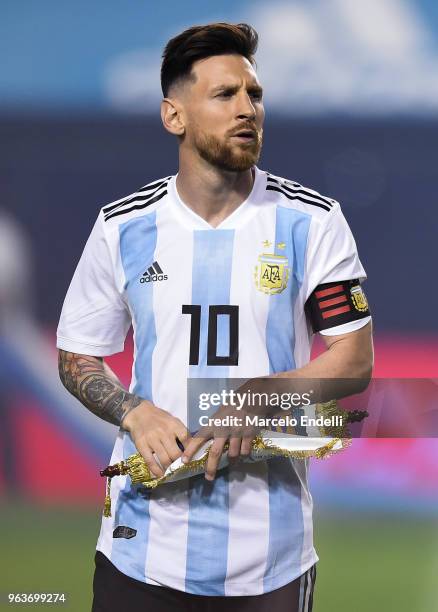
[168,166,267,231]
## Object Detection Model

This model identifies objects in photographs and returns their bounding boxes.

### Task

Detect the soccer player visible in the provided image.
[57,23,373,612]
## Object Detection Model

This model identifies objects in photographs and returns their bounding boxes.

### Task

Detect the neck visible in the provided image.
[176,150,255,228]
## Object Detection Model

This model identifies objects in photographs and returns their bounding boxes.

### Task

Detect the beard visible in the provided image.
[192,126,263,172]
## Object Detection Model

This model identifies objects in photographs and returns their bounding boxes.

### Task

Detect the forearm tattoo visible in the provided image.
[58,351,142,427]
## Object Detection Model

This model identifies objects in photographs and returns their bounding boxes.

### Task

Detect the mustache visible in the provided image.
[227,123,261,138]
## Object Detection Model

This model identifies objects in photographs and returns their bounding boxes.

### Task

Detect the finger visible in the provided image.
[182,436,208,464]
[240,436,253,456]
[152,440,173,473]
[137,444,165,479]
[174,424,192,452]
[164,435,186,462]
[175,424,192,450]
[227,436,242,459]
[205,437,227,481]
[182,428,212,463]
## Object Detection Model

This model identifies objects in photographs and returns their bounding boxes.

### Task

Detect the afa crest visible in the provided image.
[350,285,368,312]
[254,243,290,294]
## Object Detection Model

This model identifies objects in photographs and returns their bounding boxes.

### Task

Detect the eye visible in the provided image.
[216,91,234,98]
[249,91,263,101]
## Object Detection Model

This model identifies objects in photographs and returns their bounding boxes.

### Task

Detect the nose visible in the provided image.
[236,91,256,120]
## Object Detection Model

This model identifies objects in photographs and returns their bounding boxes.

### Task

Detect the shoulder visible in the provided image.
[100,175,173,226]
[264,170,340,223]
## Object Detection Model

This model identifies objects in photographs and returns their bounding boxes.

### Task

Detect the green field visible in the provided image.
[313,510,438,612]
[1,503,436,611]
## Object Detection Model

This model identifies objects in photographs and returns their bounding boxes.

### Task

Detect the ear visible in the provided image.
[161,98,185,137]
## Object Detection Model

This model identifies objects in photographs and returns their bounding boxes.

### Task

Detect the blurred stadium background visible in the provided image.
[1,0,437,610]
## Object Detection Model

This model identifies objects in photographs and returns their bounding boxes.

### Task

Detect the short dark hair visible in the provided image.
[161,22,259,97]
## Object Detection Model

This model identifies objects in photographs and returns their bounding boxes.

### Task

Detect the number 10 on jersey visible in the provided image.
[182,305,239,366]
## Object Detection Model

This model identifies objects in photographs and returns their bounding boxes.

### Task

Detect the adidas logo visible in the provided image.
[140,261,168,283]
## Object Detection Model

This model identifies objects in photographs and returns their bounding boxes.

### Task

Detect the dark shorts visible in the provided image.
[92,551,316,612]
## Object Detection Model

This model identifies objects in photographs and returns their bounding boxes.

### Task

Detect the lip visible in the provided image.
[230,131,257,141]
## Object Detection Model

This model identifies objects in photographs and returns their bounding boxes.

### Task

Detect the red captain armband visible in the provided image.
[305,279,370,333]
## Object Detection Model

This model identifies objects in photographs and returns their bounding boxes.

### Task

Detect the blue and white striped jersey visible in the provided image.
[57,166,369,596]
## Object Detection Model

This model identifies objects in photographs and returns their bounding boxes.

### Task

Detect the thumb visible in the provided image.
[181,432,211,463]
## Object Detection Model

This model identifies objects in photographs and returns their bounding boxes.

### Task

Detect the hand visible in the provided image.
[182,405,259,481]
[122,400,191,478]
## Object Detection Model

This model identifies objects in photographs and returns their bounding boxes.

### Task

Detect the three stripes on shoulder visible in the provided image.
[103,177,171,222]
[266,174,336,213]
[102,173,336,223]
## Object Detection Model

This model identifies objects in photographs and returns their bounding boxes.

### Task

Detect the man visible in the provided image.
[57,22,373,612]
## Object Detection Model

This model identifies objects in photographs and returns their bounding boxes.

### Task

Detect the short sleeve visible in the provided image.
[304,205,371,335]
[56,211,131,356]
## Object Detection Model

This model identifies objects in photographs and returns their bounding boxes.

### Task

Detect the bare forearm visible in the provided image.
[57,350,142,426]
[278,341,372,382]
[239,323,373,412]
[272,322,374,399]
